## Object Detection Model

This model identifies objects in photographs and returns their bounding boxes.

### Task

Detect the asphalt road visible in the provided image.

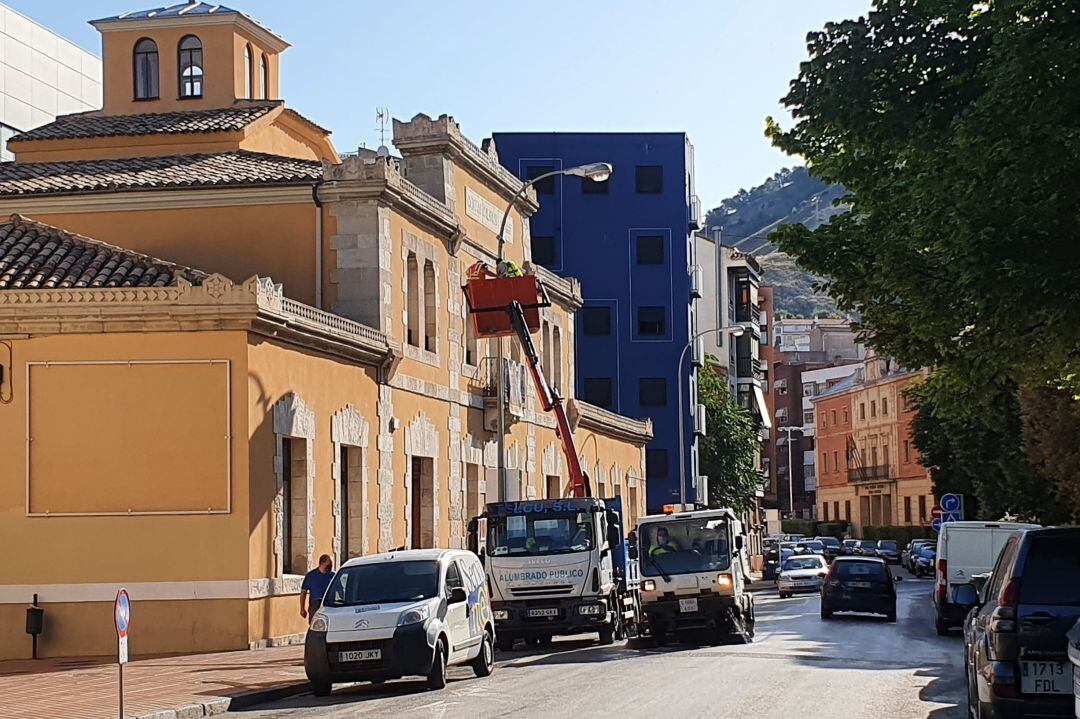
[237,570,967,719]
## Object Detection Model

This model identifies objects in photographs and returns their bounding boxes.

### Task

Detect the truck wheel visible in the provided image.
[472,629,494,677]
[598,624,615,645]
[496,634,515,652]
[652,626,668,645]
[310,680,332,697]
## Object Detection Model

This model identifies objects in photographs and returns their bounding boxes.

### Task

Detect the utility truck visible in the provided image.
[637,505,755,644]
[463,267,641,649]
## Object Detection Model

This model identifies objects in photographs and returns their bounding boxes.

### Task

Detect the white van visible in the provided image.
[933,520,1039,634]
[304,549,495,694]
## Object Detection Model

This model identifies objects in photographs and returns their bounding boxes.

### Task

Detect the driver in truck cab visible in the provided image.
[650,527,680,556]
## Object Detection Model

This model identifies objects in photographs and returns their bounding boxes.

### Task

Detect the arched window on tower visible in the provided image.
[260,54,269,99]
[178,35,204,98]
[133,38,159,99]
[244,44,253,98]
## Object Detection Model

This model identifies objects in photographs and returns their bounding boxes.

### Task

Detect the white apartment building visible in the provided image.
[0,3,101,159]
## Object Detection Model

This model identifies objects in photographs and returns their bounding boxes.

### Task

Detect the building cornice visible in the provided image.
[571,399,654,444]
[0,185,316,214]
[529,264,583,311]
[393,114,539,216]
[319,155,463,250]
[91,12,290,53]
[0,274,396,368]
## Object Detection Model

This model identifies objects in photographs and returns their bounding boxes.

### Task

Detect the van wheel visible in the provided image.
[310,680,332,697]
[427,639,447,690]
[496,634,515,652]
[886,609,897,623]
[821,606,833,620]
[472,629,494,677]
[598,624,615,645]
[935,614,950,636]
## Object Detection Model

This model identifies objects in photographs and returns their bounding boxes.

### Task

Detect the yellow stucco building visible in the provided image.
[0,4,651,660]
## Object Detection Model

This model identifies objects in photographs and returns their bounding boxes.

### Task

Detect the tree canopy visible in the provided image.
[766,0,1080,396]
[698,360,762,512]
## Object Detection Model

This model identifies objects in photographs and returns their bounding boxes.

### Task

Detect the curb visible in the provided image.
[131,681,310,719]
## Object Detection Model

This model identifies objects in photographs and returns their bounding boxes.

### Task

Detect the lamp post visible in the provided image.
[493,162,613,501]
[777,425,806,519]
[676,323,753,507]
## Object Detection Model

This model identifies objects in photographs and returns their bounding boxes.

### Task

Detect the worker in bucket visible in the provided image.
[498,259,523,277]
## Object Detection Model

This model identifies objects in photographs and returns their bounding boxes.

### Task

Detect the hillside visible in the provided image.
[706,167,848,317]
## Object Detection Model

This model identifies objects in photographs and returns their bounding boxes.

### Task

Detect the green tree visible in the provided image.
[698,359,762,512]
[1019,387,1080,522]
[765,0,1080,396]
[908,372,1068,523]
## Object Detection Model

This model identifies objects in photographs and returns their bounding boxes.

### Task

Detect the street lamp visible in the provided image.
[676,323,754,507]
[492,162,614,500]
[777,425,806,520]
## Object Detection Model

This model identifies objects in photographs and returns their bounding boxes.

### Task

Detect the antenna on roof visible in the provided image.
[375,108,390,157]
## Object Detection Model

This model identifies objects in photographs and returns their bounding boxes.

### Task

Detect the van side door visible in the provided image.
[443,560,470,660]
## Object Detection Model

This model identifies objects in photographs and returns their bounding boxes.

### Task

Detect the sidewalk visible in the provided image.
[2,645,310,719]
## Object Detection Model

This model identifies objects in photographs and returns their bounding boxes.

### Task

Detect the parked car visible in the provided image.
[935,520,1040,636]
[304,549,495,695]
[814,536,842,562]
[821,556,900,621]
[875,540,901,564]
[782,534,806,542]
[957,526,1080,718]
[903,539,934,571]
[913,545,936,578]
[796,540,826,557]
[778,555,830,598]
[841,539,858,556]
[853,540,877,556]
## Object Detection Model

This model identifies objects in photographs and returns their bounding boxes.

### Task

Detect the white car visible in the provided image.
[777,554,829,598]
[304,549,495,694]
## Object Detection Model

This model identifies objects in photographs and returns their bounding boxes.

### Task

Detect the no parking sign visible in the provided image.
[114,588,130,664]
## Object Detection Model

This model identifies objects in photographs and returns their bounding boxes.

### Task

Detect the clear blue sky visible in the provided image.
[9,0,870,208]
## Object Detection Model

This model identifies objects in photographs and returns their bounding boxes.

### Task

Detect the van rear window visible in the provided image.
[1020,536,1080,606]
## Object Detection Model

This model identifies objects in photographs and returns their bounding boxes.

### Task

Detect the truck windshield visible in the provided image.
[639,518,731,576]
[322,561,439,607]
[488,512,594,556]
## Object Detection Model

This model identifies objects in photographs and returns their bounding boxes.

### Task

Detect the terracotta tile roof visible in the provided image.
[0,215,207,290]
[0,151,323,196]
[12,102,281,142]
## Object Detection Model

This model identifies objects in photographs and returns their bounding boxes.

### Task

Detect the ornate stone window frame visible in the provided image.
[273,393,315,580]
[331,404,370,563]
[403,410,440,548]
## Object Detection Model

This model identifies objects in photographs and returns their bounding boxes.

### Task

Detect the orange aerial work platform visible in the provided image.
[462,273,550,338]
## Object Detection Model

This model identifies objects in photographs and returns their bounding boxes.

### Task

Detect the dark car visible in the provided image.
[821,557,900,621]
[814,536,842,562]
[853,540,877,556]
[875,540,901,564]
[763,543,798,580]
[958,527,1080,719]
[841,539,858,556]
[903,539,934,571]
[913,546,936,578]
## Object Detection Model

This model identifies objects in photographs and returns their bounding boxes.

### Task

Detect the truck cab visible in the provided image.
[637,506,755,645]
[468,496,636,651]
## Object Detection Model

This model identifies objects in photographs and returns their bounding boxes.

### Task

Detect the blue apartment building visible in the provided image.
[493,132,703,510]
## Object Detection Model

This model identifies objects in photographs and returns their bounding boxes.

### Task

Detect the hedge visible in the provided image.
[815,521,850,540]
[780,519,818,536]
[860,525,935,544]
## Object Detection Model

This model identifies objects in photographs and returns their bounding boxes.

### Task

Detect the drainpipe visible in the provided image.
[312,181,324,309]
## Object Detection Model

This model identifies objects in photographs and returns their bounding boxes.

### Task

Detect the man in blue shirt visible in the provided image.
[300,554,334,622]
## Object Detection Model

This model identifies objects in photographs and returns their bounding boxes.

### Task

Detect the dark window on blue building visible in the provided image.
[635,165,663,194]
[582,306,611,335]
[637,306,665,336]
[639,378,667,406]
[636,235,664,265]
[527,165,555,195]
[645,449,668,479]
[532,236,555,266]
[583,378,613,407]
[581,176,609,194]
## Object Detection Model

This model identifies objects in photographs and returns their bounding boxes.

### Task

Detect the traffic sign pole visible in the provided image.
[114,588,130,719]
